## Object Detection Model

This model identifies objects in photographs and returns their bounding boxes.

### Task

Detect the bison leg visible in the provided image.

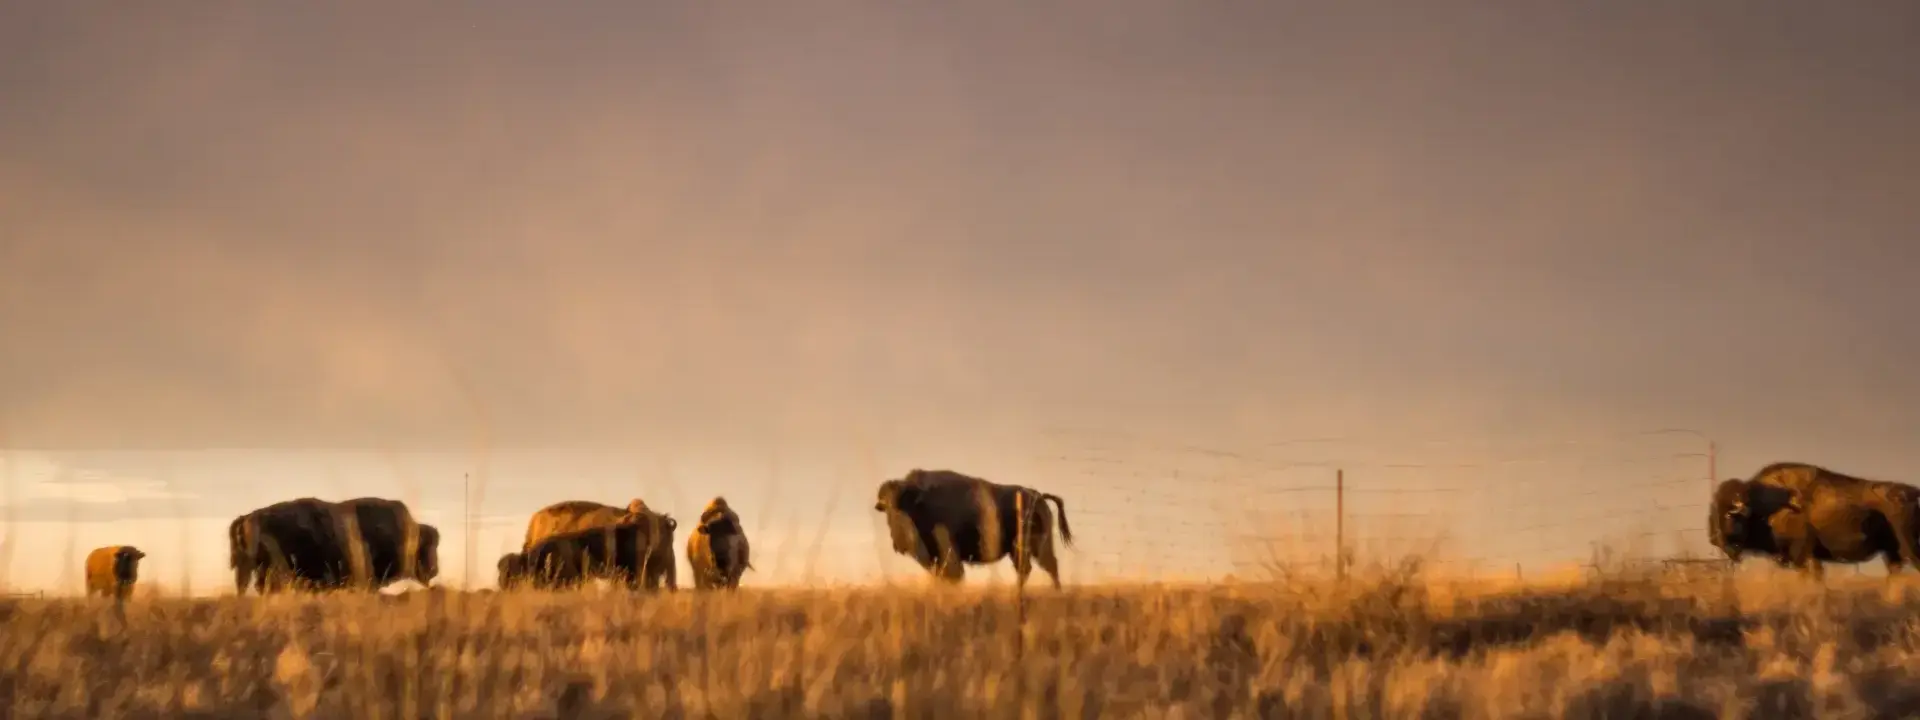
[1793,542,1825,581]
[1882,491,1920,571]
[1803,558,1826,581]
[937,556,966,583]
[722,542,747,590]
[1034,530,1064,590]
[1791,539,1824,580]
[1011,491,1036,590]
[930,524,965,584]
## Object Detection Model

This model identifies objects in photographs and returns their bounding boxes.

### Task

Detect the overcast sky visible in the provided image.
[3,3,1918,592]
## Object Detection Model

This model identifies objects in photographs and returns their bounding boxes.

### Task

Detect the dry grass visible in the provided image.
[5,562,1920,719]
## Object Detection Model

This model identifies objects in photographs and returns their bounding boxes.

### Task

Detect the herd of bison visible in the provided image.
[76,460,1920,599]
[81,468,1076,600]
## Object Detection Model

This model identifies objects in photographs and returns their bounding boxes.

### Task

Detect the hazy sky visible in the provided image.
[3,3,1918,592]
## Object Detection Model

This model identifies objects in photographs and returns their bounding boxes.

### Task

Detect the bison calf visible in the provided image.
[688,497,753,590]
[85,545,146,600]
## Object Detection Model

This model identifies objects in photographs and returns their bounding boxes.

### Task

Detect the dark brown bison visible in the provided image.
[1709,462,1920,578]
[230,496,440,594]
[85,545,145,600]
[522,499,678,591]
[872,469,1073,589]
[687,496,753,590]
[512,519,668,591]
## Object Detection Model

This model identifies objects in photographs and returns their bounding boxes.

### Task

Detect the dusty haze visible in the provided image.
[3,3,1919,591]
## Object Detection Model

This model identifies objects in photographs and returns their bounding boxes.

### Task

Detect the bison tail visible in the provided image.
[1042,493,1073,546]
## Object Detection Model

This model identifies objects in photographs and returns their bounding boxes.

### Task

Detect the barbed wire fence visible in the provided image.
[1024,427,1722,584]
[0,428,1761,596]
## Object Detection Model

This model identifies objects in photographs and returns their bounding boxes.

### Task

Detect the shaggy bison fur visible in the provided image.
[1710,462,1920,578]
[873,468,1074,589]
[687,496,753,590]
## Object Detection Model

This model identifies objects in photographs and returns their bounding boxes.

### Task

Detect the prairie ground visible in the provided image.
[3,564,1919,719]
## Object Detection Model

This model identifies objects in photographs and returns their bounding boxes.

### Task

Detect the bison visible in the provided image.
[523,499,679,591]
[1708,462,1920,578]
[230,496,440,594]
[85,545,146,600]
[873,469,1073,589]
[687,496,753,590]
[513,519,667,591]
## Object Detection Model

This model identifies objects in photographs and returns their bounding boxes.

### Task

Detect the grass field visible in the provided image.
[4,561,1919,719]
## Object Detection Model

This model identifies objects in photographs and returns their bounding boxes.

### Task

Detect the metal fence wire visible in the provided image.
[0,429,1734,595]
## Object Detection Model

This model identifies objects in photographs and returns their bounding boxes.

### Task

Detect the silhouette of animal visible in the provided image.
[873,469,1073,589]
[687,496,753,590]
[230,496,438,594]
[515,520,668,591]
[522,499,678,591]
[85,545,145,600]
[1709,462,1920,578]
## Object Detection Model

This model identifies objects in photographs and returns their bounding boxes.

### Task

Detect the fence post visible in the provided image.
[1335,469,1345,582]
[1707,441,1718,496]
[463,472,472,591]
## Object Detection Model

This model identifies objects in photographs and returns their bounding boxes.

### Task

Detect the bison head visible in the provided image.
[114,546,146,581]
[873,478,923,513]
[415,524,442,584]
[622,499,677,536]
[1709,479,1753,560]
[697,497,740,536]
[874,478,932,564]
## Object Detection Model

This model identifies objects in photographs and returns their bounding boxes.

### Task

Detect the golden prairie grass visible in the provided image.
[4,563,1920,719]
